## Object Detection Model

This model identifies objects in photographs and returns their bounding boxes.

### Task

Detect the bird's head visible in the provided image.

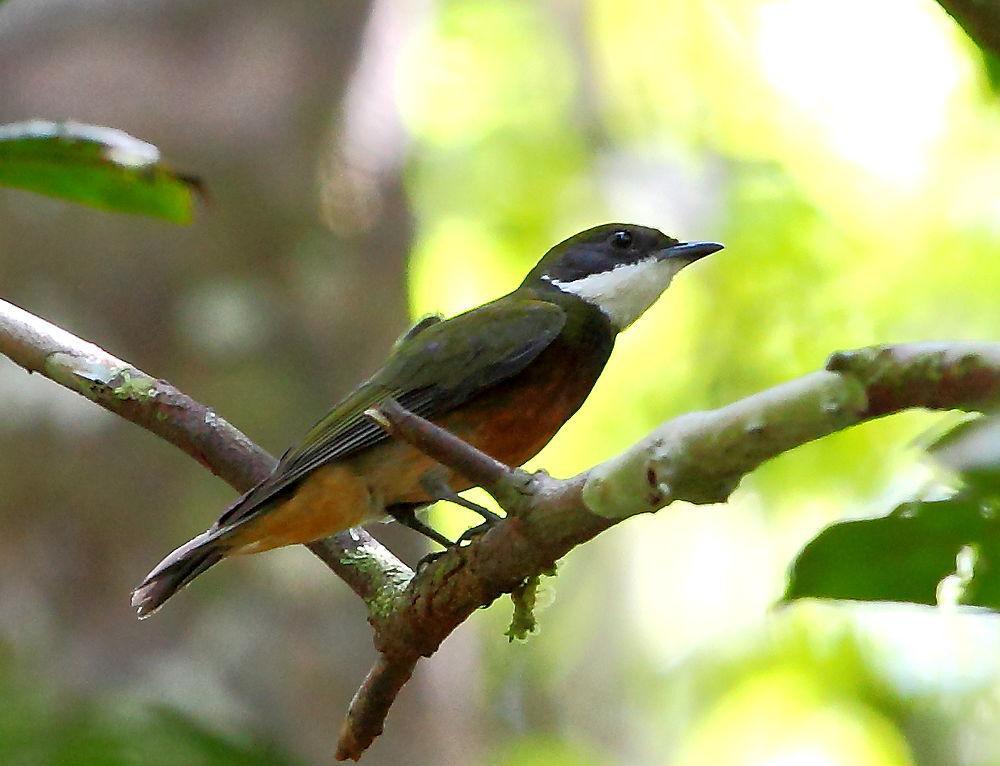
[523,223,723,330]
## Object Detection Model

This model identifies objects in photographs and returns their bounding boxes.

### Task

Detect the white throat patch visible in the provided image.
[545,257,684,329]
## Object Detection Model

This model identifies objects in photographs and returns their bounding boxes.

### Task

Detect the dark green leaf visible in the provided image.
[984,50,1000,93]
[0,120,200,223]
[785,497,1000,610]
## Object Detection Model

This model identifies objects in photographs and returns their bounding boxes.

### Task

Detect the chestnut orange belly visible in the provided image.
[225,378,587,553]
[225,323,611,555]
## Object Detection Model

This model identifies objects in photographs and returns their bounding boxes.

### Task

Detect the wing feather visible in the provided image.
[214,299,565,530]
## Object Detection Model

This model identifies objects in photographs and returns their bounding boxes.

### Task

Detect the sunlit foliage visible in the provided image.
[398,0,1000,763]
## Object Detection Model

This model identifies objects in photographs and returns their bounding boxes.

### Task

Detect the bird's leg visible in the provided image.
[386,504,455,550]
[387,474,506,571]
[420,473,504,524]
[420,473,504,546]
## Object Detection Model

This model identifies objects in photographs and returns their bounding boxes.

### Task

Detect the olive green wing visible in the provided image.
[214,299,565,529]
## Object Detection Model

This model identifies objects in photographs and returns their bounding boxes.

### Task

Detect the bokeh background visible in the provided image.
[2,0,1000,764]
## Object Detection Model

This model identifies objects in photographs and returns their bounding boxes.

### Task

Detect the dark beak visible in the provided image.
[655,241,724,263]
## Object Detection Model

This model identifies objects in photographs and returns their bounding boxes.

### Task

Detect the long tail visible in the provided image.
[131,531,227,619]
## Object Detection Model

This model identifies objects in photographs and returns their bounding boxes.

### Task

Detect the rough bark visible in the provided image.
[2,297,998,759]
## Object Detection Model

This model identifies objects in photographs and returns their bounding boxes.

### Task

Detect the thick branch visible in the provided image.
[335,341,1000,759]
[0,297,404,601]
[582,343,1000,520]
[0,298,272,489]
[335,398,545,755]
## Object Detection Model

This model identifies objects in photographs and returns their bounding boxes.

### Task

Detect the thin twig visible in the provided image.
[369,397,535,514]
[368,398,510,490]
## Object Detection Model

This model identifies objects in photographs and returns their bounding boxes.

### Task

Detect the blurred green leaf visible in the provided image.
[983,50,1000,92]
[0,701,302,766]
[0,120,199,223]
[785,497,1000,609]
[140,707,305,766]
[491,735,605,766]
[0,656,301,766]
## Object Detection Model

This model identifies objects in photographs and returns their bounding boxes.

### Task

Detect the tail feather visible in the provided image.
[131,531,225,619]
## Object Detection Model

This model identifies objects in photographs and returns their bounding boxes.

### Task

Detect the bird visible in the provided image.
[132,223,722,617]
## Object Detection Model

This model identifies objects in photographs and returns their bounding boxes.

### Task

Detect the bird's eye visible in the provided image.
[611,230,632,250]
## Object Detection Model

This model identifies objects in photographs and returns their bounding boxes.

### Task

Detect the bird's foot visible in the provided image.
[415,549,447,575]
[457,520,495,546]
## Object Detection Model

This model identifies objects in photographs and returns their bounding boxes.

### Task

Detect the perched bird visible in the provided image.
[132,224,722,617]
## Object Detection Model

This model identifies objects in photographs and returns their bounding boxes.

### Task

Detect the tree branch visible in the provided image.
[3,297,999,761]
[334,342,1000,759]
[0,298,271,489]
[335,654,419,761]
[0,297,406,602]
